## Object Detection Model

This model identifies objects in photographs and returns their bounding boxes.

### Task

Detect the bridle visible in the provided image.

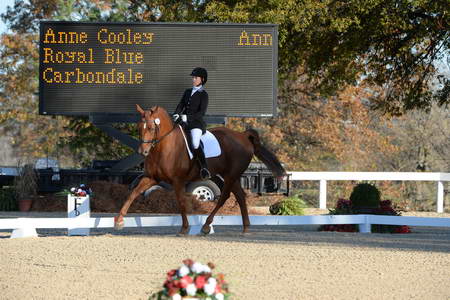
[140,117,177,149]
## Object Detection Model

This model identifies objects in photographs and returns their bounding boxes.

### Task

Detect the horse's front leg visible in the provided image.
[173,181,189,235]
[114,176,157,230]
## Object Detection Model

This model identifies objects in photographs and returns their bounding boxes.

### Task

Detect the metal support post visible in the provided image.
[437,181,444,213]
[319,179,327,209]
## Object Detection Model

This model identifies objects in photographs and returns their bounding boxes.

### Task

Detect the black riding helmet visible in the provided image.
[190,67,207,84]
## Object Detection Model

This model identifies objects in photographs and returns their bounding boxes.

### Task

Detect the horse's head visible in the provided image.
[136,104,171,156]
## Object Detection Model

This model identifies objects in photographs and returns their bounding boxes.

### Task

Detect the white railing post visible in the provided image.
[437,181,444,213]
[319,179,327,209]
[358,215,372,233]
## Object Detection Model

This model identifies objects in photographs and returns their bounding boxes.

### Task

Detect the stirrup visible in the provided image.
[200,168,211,180]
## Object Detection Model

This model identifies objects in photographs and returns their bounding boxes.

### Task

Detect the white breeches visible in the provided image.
[190,128,202,149]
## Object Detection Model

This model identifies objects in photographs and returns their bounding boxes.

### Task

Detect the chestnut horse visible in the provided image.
[114,105,286,234]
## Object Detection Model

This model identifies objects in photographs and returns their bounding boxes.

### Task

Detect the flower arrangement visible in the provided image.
[69,184,92,197]
[150,259,230,300]
[320,198,411,233]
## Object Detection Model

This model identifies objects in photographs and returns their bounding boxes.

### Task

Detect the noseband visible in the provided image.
[141,117,176,149]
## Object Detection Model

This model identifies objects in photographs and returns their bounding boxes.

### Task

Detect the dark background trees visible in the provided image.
[1,0,448,208]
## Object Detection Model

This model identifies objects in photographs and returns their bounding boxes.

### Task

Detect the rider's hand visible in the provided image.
[172,114,180,122]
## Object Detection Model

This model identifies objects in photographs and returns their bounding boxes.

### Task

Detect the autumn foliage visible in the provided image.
[1,0,449,210]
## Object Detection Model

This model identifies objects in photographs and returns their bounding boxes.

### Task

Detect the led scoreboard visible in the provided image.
[39,21,278,117]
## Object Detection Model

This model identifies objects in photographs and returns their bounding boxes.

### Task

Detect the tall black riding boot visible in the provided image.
[194,147,211,180]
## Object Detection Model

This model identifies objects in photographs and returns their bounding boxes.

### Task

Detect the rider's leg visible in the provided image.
[190,128,211,179]
[190,128,202,150]
[184,126,194,153]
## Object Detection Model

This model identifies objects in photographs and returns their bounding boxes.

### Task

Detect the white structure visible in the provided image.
[67,195,90,236]
[1,171,448,238]
[288,172,450,213]
[1,214,449,238]
[9,218,38,238]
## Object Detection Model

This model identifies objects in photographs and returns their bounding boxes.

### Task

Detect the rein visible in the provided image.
[141,121,177,149]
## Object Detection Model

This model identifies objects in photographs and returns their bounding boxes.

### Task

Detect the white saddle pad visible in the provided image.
[179,126,221,159]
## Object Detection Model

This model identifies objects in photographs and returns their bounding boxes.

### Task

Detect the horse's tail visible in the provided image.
[246,129,286,178]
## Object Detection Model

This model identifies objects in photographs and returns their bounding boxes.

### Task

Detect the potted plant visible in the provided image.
[14,164,38,212]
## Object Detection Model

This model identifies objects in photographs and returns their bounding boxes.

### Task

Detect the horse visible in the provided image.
[114,104,286,234]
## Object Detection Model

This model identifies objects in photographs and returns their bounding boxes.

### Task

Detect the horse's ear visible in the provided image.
[136,104,145,116]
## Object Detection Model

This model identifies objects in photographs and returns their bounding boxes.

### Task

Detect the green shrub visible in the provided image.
[0,187,17,211]
[269,195,305,215]
[350,183,381,209]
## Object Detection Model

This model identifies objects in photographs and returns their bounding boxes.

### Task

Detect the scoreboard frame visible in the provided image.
[39,21,278,118]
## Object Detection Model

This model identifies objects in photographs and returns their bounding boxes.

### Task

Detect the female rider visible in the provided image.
[173,67,210,179]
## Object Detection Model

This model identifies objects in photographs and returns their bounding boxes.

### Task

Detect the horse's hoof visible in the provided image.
[177,227,189,236]
[114,216,124,230]
[201,225,211,235]
[114,222,124,230]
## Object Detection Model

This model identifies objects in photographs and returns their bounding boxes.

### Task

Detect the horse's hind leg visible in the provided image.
[232,181,250,233]
[114,176,157,230]
[201,178,234,234]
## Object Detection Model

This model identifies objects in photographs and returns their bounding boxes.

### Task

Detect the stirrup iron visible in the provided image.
[200,168,211,180]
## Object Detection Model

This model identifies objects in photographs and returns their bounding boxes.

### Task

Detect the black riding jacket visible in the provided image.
[174,87,209,133]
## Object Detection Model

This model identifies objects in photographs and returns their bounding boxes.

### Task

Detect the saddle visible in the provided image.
[178,125,221,159]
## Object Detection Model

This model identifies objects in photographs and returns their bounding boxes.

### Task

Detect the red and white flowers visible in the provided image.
[69,184,92,197]
[150,259,230,300]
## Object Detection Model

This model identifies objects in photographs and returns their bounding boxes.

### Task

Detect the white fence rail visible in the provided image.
[1,215,449,238]
[1,172,449,238]
[288,172,450,213]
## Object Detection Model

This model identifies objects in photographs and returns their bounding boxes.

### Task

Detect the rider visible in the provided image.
[173,67,211,180]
